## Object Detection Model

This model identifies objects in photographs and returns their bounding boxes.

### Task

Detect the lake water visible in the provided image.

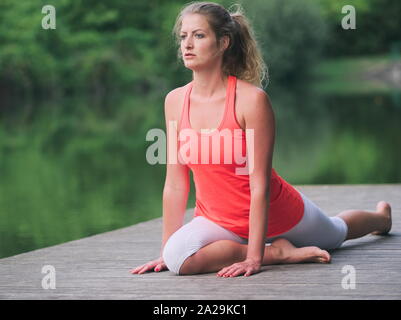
[1,80,400,258]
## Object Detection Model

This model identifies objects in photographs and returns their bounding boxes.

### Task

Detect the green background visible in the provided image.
[1,0,400,258]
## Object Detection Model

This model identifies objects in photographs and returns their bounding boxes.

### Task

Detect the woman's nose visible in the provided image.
[184,36,193,48]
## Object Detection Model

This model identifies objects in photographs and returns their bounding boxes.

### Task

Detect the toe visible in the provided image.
[319,250,331,263]
[376,201,390,214]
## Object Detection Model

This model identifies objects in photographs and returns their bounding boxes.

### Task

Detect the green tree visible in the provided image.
[241,0,328,84]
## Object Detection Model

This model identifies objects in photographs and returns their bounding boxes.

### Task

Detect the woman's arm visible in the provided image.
[161,184,190,254]
[217,88,275,277]
[130,89,190,274]
[246,89,275,264]
[161,88,191,254]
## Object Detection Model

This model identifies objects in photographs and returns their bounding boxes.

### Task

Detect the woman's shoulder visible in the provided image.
[236,77,267,98]
[165,83,188,101]
[235,78,271,119]
[164,83,190,122]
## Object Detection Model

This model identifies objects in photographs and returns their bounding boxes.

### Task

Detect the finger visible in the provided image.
[222,262,240,271]
[154,263,167,272]
[244,269,253,277]
[219,263,243,277]
[230,268,246,277]
[218,269,232,277]
[137,264,154,274]
[143,263,158,274]
[222,265,241,277]
[244,268,258,277]
[220,266,235,277]
[133,266,147,274]
[217,267,229,277]
[227,266,245,277]
[130,265,145,274]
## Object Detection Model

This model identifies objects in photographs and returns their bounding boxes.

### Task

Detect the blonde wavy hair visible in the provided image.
[172,1,269,88]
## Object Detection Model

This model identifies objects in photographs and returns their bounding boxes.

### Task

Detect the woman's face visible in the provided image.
[180,13,228,71]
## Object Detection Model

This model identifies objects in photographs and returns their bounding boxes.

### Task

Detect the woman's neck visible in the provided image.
[191,71,228,100]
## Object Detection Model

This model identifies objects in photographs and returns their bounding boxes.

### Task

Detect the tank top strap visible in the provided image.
[179,75,238,132]
[224,75,240,130]
[179,82,193,132]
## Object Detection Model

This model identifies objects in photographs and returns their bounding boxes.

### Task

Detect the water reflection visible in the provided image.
[270,83,401,184]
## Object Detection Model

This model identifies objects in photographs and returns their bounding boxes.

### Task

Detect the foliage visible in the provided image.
[0,0,399,95]
[0,0,189,97]
[241,0,328,83]
[314,0,401,56]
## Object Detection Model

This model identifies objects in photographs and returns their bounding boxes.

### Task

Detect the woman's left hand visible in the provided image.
[217,258,262,277]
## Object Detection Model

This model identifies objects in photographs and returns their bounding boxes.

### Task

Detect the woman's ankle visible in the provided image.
[263,244,286,265]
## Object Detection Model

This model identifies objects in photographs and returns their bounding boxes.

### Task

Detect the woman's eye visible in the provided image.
[180,34,204,40]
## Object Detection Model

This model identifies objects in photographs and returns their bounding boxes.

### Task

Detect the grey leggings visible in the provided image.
[163,192,348,275]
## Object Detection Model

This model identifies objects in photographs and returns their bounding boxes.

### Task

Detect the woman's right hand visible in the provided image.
[129,257,167,274]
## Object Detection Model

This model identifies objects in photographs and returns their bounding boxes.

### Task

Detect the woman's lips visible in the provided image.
[184,54,196,59]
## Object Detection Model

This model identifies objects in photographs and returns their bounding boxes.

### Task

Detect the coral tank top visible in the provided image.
[177,75,304,238]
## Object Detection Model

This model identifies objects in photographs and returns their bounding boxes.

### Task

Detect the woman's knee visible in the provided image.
[162,237,185,275]
[178,253,200,275]
[162,230,204,275]
[161,216,241,275]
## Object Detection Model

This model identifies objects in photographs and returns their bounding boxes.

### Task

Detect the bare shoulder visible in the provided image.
[164,84,188,122]
[235,79,273,128]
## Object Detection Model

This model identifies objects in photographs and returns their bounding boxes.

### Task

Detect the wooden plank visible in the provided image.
[0,184,400,299]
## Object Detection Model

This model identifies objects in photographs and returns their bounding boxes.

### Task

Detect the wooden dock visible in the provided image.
[1,184,400,300]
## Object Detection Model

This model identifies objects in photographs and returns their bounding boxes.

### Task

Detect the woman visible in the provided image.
[131,2,392,277]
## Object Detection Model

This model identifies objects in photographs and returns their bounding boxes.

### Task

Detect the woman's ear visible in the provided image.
[220,35,230,53]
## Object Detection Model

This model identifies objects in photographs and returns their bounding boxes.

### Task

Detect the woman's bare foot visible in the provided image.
[270,238,331,264]
[371,201,392,235]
